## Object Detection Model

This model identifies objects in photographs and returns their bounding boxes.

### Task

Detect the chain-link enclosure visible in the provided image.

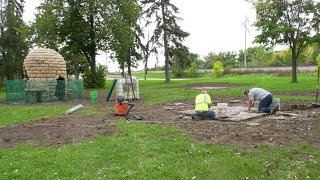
[6,80,83,103]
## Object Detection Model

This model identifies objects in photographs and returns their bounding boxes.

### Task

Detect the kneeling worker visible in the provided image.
[244,88,279,114]
[193,91,215,119]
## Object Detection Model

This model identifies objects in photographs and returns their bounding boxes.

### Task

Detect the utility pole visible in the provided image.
[242,16,250,68]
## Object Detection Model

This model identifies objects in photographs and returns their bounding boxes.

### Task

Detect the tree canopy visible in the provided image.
[141,0,189,83]
[33,0,139,87]
[252,0,320,83]
[0,0,30,84]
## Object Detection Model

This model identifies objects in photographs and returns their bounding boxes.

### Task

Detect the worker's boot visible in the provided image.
[270,105,279,115]
[192,114,205,121]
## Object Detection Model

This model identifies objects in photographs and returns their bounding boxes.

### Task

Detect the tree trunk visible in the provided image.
[161,0,170,83]
[89,4,96,75]
[120,62,125,77]
[75,73,80,80]
[144,54,148,80]
[7,73,13,80]
[164,40,170,83]
[0,75,3,88]
[127,49,132,77]
[144,33,150,81]
[90,58,96,73]
[291,49,298,83]
[127,53,136,99]
[88,43,96,74]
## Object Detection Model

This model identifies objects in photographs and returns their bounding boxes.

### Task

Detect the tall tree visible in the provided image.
[272,49,292,66]
[203,52,220,69]
[238,46,272,67]
[141,32,157,80]
[33,0,139,87]
[204,51,239,69]
[108,0,140,77]
[0,0,29,83]
[220,51,238,68]
[133,1,158,80]
[60,44,88,80]
[171,47,190,77]
[252,0,320,83]
[141,0,189,83]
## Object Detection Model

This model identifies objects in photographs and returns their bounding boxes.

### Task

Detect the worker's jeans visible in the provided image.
[194,109,215,119]
[258,94,272,113]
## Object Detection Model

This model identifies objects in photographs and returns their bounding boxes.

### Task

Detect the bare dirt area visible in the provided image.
[272,90,316,97]
[181,82,249,90]
[1,83,320,149]
[0,115,118,148]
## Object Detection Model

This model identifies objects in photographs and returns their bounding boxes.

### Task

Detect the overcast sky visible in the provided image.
[172,0,257,55]
[23,0,259,71]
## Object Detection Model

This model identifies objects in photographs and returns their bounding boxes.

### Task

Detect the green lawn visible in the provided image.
[0,72,319,179]
[133,72,166,79]
[135,72,317,105]
[0,104,107,127]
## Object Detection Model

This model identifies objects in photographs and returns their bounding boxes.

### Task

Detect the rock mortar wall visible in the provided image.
[23,48,67,80]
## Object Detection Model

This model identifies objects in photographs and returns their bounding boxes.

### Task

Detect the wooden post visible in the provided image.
[316,66,319,103]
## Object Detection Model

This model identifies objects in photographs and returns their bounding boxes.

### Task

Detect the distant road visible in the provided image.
[143,66,317,74]
[107,66,317,75]
[228,66,317,73]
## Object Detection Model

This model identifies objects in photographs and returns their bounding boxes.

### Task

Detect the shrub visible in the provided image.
[186,61,200,78]
[82,66,106,88]
[223,66,231,74]
[213,61,224,77]
[172,66,186,78]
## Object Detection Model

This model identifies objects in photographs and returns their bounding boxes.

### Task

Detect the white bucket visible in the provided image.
[271,98,280,110]
[217,103,228,118]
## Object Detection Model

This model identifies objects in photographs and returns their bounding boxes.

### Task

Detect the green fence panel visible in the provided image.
[6,80,83,103]
[67,80,84,100]
[6,80,25,102]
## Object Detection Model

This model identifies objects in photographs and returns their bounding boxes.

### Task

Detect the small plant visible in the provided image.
[213,61,224,77]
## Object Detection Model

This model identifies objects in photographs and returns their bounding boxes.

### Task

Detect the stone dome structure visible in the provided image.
[23,48,67,80]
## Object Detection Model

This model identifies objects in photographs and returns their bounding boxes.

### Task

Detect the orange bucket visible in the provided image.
[115,102,128,115]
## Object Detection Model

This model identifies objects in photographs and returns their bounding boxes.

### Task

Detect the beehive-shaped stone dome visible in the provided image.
[23,48,67,80]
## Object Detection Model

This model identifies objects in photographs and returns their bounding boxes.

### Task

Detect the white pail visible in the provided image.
[217,103,228,118]
[271,98,280,110]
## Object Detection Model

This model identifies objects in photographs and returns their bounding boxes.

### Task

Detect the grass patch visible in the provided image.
[0,121,319,179]
[0,91,5,101]
[0,104,103,127]
[133,72,166,79]
[130,72,317,105]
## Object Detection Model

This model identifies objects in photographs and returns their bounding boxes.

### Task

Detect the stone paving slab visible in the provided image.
[177,106,267,122]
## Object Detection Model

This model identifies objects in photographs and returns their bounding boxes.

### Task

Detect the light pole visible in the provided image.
[242,16,249,68]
